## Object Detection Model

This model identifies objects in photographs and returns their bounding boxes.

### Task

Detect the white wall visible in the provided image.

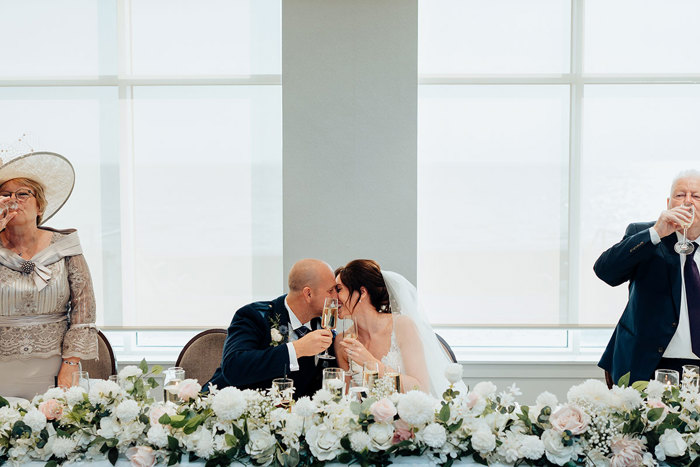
[282,0,418,282]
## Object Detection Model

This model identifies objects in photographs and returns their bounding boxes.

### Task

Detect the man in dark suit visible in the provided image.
[206,259,337,397]
[596,171,700,383]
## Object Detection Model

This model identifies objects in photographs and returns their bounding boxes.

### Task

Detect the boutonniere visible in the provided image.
[269,314,289,347]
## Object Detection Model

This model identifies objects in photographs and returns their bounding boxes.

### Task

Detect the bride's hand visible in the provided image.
[339,337,375,366]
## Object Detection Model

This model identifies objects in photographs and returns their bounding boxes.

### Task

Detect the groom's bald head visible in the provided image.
[287,259,337,322]
[288,259,333,292]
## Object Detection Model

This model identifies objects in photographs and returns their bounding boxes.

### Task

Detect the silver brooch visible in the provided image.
[20,260,35,274]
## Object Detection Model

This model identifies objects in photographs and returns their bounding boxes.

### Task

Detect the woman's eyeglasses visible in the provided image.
[0,189,35,202]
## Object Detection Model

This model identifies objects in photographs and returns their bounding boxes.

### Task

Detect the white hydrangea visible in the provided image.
[497,431,524,463]
[645,380,666,399]
[349,431,372,452]
[23,409,47,432]
[51,436,78,459]
[535,391,559,409]
[115,400,140,422]
[472,381,498,398]
[211,387,247,421]
[397,391,436,426]
[610,385,643,411]
[0,406,22,429]
[147,424,169,448]
[566,379,611,409]
[42,387,66,400]
[191,427,215,459]
[65,387,88,406]
[119,366,143,379]
[292,396,316,417]
[519,434,545,460]
[420,423,447,449]
[470,426,496,454]
[89,380,122,405]
[312,388,333,405]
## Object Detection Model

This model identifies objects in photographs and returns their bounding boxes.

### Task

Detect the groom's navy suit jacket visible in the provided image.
[205,295,327,398]
[596,221,683,383]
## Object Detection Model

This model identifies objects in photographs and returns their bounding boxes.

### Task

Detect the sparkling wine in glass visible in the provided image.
[318,298,338,360]
[343,320,358,376]
[384,363,401,393]
[675,203,695,255]
[363,361,379,389]
[322,368,345,402]
[163,367,185,403]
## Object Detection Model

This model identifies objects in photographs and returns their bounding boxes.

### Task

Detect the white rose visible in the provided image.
[657,429,687,460]
[541,429,576,466]
[306,424,343,461]
[97,417,119,439]
[119,366,143,379]
[470,427,496,454]
[368,423,394,451]
[246,429,276,464]
[444,363,463,384]
[472,381,497,398]
[126,446,156,467]
[271,328,283,343]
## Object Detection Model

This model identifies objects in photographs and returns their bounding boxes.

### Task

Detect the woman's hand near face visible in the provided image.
[339,337,376,366]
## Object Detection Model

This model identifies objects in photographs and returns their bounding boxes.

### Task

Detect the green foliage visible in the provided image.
[617,372,630,388]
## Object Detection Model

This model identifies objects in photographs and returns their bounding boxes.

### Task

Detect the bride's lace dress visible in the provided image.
[380,318,403,372]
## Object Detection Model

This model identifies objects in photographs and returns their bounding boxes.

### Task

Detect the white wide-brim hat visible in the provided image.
[0,151,75,225]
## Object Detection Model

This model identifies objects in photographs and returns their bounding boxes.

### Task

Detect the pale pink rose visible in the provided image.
[370,398,397,423]
[647,398,666,409]
[126,446,156,467]
[38,399,63,420]
[149,405,167,426]
[466,392,481,409]
[392,419,414,444]
[550,405,589,435]
[610,436,646,467]
[177,379,201,401]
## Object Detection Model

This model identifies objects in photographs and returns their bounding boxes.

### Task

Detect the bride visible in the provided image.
[334,259,464,397]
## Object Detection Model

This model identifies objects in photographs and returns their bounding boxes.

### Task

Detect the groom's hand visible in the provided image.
[293,329,333,357]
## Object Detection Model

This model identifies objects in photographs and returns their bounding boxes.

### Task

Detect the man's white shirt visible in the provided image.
[284,298,313,372]
[649,228,700,359]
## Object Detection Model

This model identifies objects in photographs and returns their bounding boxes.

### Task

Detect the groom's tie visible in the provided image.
[685,243,700,356]
[294,317,322,338]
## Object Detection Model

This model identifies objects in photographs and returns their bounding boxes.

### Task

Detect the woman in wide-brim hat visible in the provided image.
[0,151,97,398]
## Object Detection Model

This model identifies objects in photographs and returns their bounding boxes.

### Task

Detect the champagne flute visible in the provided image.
[163,367,185,403]
[655,369,679,387]
[322,368,345,402]
[674,203,695,255]
[363,361,379,390]
[272,378,294,410]
[384,363,401,394]
[343,319,358,376]
[318,297,338,360]
[72,371,90,391]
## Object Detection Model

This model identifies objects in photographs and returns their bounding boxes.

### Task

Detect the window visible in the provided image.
[418,0,700,338]
[0,0,282,329]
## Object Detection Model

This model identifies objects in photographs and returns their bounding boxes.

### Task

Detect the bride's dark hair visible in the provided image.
[335,259,392,313]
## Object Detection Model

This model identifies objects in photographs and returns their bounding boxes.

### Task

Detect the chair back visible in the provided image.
[81,330,117,379]
[176,329,228,385]
[435,333,457,363]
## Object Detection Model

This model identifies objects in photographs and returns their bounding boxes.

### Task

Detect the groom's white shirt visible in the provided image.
[284,298,313,372]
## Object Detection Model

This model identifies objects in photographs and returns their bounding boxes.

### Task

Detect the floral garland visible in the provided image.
[1,361,699,466]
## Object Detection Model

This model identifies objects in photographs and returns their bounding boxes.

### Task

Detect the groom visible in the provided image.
[205,259,337,397]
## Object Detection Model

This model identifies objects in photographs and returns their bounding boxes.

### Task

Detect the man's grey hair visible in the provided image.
[670,169,700,196]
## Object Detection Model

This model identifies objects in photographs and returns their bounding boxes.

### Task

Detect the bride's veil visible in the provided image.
[381,270,459,397]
